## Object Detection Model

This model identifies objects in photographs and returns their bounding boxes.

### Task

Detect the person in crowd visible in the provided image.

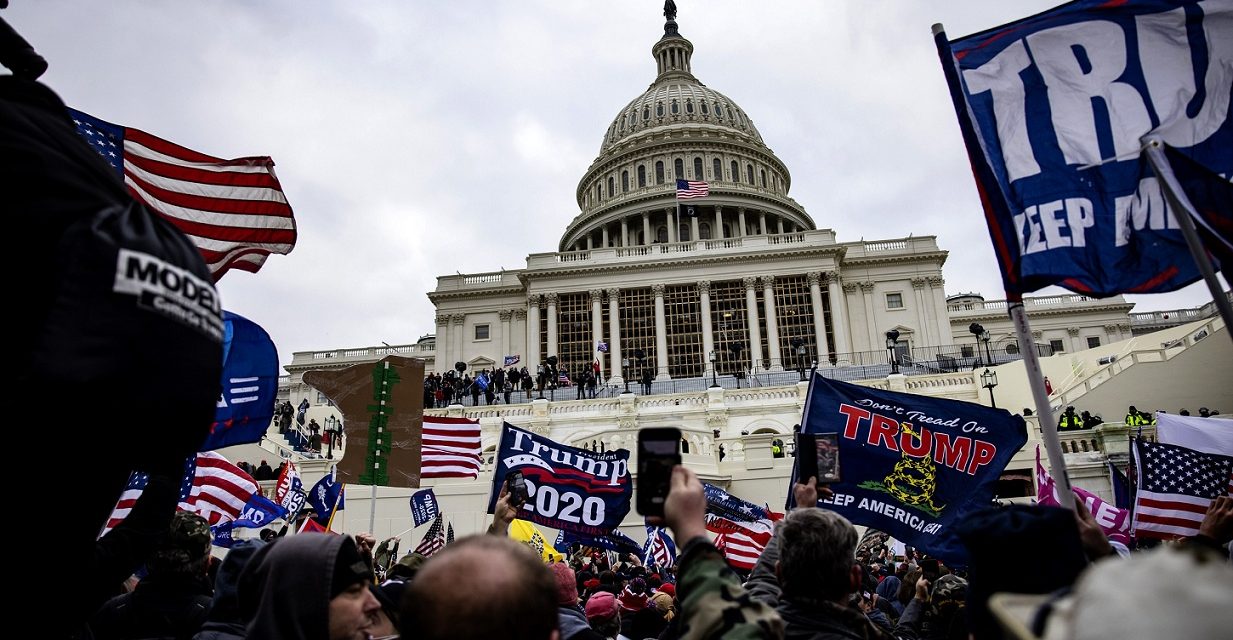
[254,459,275,481]
[194,539,265,640]
[577,371,588,399]
[587,370,598,399]
[640,369,653,395]
[584,592,626,640]
[91,512,215,640]
[1081,410,1103,430]
[553,562,607,640]
[1125,405,1147,426]
[1057,406,1082,431]
[367,580,404,640]
[238,533,381,640]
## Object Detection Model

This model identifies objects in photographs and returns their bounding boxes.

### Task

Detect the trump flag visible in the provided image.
[487,423,631,536]
[937,0,1232,296]
[791,375,1026,565]
[201,311,279,451]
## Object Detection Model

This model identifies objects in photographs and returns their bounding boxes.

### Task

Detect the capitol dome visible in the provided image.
[560,11,814,252]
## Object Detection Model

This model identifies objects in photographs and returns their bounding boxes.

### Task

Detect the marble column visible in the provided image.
[743,277,764,371]
[714,206,724,239]
[499,310,512,364]
[762,276,783,371]
[690,215,700,243]
[546,293,559,359]
[621,218,629,248]
[513,309,527,365]
[807,272,831,362]
[608,288,623,384]
[601,226,609,248]
[451,314,466,369]
[699,280,714,376]
[738,208,747,238]
[435,314,451,372]
[911,278,935,343]
[643,212,652,246]
[929,276,949,347]
[776,218,784,234]
[758,211,767,235]
[1067,326,1082,353]
[836,280,858,363]
[653,284,670,380]
[666,207,678,244]
[860,282,878,350]
[586,235,593,250]
[526,295,541,367]
[590,289,604,373]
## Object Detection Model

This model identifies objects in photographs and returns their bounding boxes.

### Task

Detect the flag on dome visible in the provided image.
[676,179,709,200]
[68,108,297,280]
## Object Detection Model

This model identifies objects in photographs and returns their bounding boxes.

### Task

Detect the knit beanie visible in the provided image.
[331,537,373,598]
[585,591,619,621]
[550,562,579,606]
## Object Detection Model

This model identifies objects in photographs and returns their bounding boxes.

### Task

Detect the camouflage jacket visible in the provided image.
[675,536,785,640]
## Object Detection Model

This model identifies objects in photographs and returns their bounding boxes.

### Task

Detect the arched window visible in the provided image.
[746,164,755,184]
[656,102,664,117]
[679,224,691,242]
[655,161,665,184]
[686,99,694,114]
[693,157,704,179]
[671,99,679,114]
[715,102,724,117]
[674,158,684,180]
[700,101,709,115]
[656,226,669,243]
[622,171,630,192]
[643,106,650,120]
[638,165,647,187]
[700,222,712,240]
[731,160,740,183]
[713,158,722,180]
[608,177,615,197]
[596,184,602,201]
[761,169,767,187]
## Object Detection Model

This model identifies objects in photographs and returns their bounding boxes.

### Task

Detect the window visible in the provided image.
[643,106,650,120]
[693,157,704,179]
[679,224,691,241]
[674,158,684,179]
[638,165,647,187]
[596,184,602,201]
[886,292,904,309]
[700,101,709,115]
[475,324,490,341]
[685,99,694,114]
[608,177,615,197]
[656,226,668,243]
[1086,336,1101,349]
[700,222,712,239]
[761,169,767,187]
[1005,343,1019,354]
[656,102,664,117]
[731,160,740,183]
[1049,339,1065,354]
[715,102,724,117]
[960,345,974,358]
[316,391,329,404]
[746,164,755,184]
[671,99,679,114]
[655,161,665,184]
[713,158,721,179]
[622,170,629,192]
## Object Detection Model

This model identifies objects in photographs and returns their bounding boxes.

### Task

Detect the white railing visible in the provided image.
[463,273,504,285]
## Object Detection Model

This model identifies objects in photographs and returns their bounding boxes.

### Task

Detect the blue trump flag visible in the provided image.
[410,489,440,527]
[308,469,345,525]
[790,375,1027,565]
[937,0,1231,297]
[487,423,632,536]
[211,521,237,548]
[202,311,280,451]
[233,494,289,529]
[554,528,642,556]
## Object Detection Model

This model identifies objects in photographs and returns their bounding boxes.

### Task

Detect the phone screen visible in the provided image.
[921,559,940,581]
[637,428,681,517]
[507,470,530,506]
[814,433,841,483]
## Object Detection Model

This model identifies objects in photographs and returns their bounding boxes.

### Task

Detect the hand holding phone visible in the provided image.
[796,432,841,485]
[506,470,530,507]
[637,427,681,517]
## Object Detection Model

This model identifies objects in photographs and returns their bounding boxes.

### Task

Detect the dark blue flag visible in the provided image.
[642,526,677,568]
[1108,461,1132,511]
[233,494,289,529]
[410,489,440,527]
[939,0,1232,296]
[704,483,772,523]
[211,521,236,548]
[554,528,642,556]
[790,375,1027,565]
[488,423,631,536]
[297,398,310,427]
[1159,144,1233,270]
[201,311,280,451]
[308,469,345,525]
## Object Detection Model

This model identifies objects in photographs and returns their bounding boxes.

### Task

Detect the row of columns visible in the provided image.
[521,271,854,382]
[573,205,801,251]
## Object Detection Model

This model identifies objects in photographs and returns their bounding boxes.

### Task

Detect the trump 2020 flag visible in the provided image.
[791,375,1026,565]
[308,469,345,526]
[937,0,1232,296]
[487,423,631,536]
[642,526,677,568]
[201,311,279,451]
[233,494,288,529]
[410,489,440,527]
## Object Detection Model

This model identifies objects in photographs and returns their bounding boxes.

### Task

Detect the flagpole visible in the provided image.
[326,485,345,531]
[369,483,378,534]
[1010,303,1075,510]
[1144,140,1233,346]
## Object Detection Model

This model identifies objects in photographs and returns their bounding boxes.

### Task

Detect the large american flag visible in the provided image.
[1132,439,1233,539]
[414,515,447,557]
[707,514,773,571]
[422,416,483,479]
[101,451,259,536]
[68,108,296,280]
[676,179,709,200]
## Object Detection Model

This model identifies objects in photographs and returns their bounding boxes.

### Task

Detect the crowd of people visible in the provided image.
[1051,404,1224,431]
[423,361,618,408]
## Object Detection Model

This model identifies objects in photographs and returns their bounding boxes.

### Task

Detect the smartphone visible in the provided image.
[506,470,530,506]
[796,432,841,484]
[637,427,681,517]
[921,558,941,582]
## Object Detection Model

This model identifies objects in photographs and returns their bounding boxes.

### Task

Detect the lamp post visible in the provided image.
[981,368,999,408]
[709,350,719,388]
[885,330,900,375]
[622,357,631,393]
[728,341,744,389]
[324,414,337,459]
[969,323,992,366]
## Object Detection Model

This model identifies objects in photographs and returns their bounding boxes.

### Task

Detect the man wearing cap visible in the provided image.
[552,562,606,640]
[584,591,628,640]
[238,533,381,640]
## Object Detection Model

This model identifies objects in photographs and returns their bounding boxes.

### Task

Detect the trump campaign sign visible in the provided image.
[938,0,1231,296]
[791,375,1027,565]
[487,423,632,536]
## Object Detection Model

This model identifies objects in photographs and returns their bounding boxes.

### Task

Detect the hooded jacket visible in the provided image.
[238,534,350,640]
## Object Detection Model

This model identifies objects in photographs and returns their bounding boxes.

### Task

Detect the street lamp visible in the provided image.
[790,337,807,381]
[969,323,992,366]
[324,414,337,459]
[709,350,719,388]
[981,368,999,408]
[622,357,631,393]
[885,330,900,375]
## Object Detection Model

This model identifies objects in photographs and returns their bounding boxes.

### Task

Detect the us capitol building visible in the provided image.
[255,8,1231,542]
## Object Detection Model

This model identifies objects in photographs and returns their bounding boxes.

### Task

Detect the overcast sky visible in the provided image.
[9,1,1224,364]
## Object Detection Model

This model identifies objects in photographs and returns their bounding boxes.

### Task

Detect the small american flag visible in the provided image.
[101,471,151,536]
[447,521,455,544]
[1132,439,1233,539]
[422,416,483,479]
[100,451,259,537]
[706,514,773,571]
[676,179,709,200]
[415,515,447,557]
[68,108,296,280]
[642,526,677,568]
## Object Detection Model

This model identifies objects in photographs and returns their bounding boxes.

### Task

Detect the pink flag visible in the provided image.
[1035,446,1130,546]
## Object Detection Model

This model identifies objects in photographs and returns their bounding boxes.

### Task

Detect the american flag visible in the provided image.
[676,179,709,200]
[415,515,447,557]
[422,416,483,479]
[447,522,455,544]
[642,526,677,568]
[706,514,773,571]
[1132,439,1233,539]
[68,108,296,280]
[100,451,259,536]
